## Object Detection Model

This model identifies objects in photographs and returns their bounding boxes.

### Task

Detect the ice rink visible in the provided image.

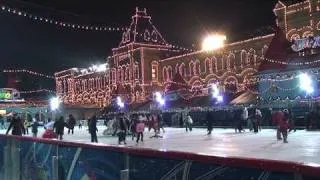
[2,126,320,165]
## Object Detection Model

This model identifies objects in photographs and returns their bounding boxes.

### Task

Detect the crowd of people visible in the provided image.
[3,105,318,145]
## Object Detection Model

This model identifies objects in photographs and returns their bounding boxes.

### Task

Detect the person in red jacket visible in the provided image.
[280,109,290,143]
[272,110,284,140]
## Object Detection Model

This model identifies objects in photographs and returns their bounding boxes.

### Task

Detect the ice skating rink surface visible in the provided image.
[2,127,320,165]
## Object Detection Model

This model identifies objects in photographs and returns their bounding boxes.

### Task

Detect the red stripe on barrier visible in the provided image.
[1,134,319,177]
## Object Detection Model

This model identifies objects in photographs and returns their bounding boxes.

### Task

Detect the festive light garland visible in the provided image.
[0,4,195,53]
[0,5,126,32]
[20,89,55,94]
[3,69,54,79]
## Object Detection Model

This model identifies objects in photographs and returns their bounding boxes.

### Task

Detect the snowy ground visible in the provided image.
[1,126,320,165]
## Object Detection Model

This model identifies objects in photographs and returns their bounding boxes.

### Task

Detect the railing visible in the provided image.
[0,135,319,180]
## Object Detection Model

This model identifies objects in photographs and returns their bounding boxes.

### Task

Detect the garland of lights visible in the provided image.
[0,4,195,53]
[0,5,126,32]
[20,89,55,94]
[3,69,54,79]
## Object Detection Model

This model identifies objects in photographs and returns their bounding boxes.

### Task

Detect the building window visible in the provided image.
[152,65,158,81]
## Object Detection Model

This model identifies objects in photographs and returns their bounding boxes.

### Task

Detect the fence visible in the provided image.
[0,134,319,180]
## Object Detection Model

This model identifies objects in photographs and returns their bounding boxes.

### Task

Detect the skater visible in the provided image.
[281,109,290,143]
[31,119,40,138]
[288,110,296,132]
[0,115,5,129]
[79,120,83,129]
[235,109,244,133]
[255,109,262,131]
[6,112,25,136]
[185,114,193,132]
[272,110,285,140]
[207,111,213,135]
[89,115,98,143]
[157,112,165,133]
[130,114,138,141]
[118,113,127,145]
[53,116,65,140]
[67,114,76,134]
[24,117,30,135]
[242,107,251,131]
[136,118,145,144]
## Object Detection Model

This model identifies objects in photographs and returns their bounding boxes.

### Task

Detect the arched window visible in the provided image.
[167,66,173,80]
[205,58,212,73]
[241,50,247,67]
[179,63,186,76]
[212,56,217,72]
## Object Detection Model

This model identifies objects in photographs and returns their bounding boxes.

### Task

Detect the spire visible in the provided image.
[258,27,290,72]
[119,7,168,47]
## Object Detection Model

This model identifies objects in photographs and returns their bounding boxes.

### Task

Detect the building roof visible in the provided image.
[258,27,290,72]
[165,73,190,93]
[118,7,168,47]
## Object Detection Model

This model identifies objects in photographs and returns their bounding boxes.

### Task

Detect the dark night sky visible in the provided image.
[0,0,303,87]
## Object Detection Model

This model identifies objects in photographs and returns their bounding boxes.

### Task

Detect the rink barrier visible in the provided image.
[0,134,319,179]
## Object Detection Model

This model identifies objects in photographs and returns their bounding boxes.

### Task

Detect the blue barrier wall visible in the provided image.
[0,135,319,180]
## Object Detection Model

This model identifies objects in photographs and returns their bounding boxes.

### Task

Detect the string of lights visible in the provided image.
[20,89,55,94]
[0,4,126,32]
[3,69,54,79]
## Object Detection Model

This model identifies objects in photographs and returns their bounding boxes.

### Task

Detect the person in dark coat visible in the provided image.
[206,111,213,135]
[118,113,127,145]
[53,116,65,140]
[89,115,98,143]
[6,113,25,136]
[31,119,41,138]
[67,114,76,134]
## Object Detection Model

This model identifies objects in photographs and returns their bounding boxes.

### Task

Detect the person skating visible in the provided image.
[242,107,251,131]
[157,112,165,133]
[136,118,145,144]
[206,111,213,135]
[272,110,285,140]
[118,113,128,145]
[89,115,98,143]
[67,114,76,134]
[53,116,65,140]
[255,108,262,132]
[281,109,290,143]
[235,109,244,133]
[23,118,30,135]
[130,114,137,141]
[79,120,83,129]
[31,119,41,138]
[6,112,25,136]
[0,115,5,129]
[185,113,193,132]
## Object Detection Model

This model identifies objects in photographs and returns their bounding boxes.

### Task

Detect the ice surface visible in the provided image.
[1,127,320,165]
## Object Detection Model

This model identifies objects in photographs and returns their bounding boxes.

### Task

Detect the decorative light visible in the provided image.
[155,92,165,106]
[298,73,314,94]
[117,96,124,108]
[202,34,226,51]
[50,97,61,111]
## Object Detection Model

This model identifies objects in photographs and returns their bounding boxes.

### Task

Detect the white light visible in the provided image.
[299,73,314,94]
[117,96,124,108]
[202,34,226,51]
[155,92,165,106]
[211,84,219,97]
[216,95,223,102]
[50,97,60,111]
[96,64,107,72]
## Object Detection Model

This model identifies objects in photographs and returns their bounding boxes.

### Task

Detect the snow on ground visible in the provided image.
[1,126,320,165]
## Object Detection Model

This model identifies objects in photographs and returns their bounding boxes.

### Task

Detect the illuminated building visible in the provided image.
[55,1,320,108]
